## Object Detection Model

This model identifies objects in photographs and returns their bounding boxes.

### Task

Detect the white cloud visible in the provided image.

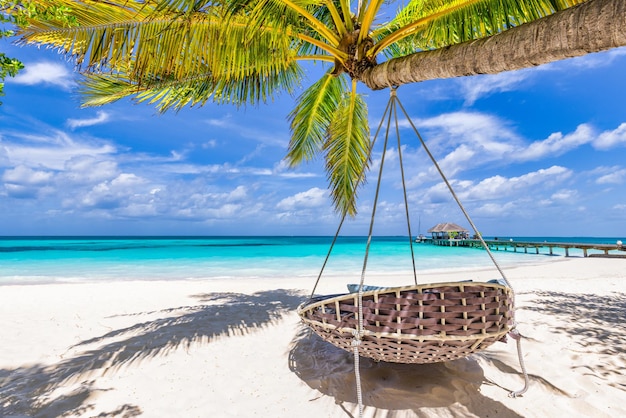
[204,114,288,147]
[204,203,243,219]
[272,159,319,178]
[80,173,148,209]
[11,62,74,90]
[120,203,159,217]
[2,165,53,184]
[417,111,520,152]
[458,70,532,105]
[458,165,572,200]
[1,130,116,171]
[206,116,231,127]
[415,113,626,170]
[593,123,626,150]
[551,189,578,201]
[436,144,476,176]
[226,185,247,201]
[400,111,626,196]
[2,165,54,199]
[64,157,118,184]
[110,173,146,188]
[66,111,111,129]
[407,111,521,176]
[474,201,516,216]
[276,187,327,210]
[514,124,595,161]
[596,168,626,185]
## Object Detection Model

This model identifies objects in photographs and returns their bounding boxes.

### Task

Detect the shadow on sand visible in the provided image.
[521,290,626,389]
[3,289,603,417]
[288,324,528,418]
[0,289,303,418]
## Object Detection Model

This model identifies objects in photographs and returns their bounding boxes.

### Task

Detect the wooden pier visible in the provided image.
[421,237,626,258]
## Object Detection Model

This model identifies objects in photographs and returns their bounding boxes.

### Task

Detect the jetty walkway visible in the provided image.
[420,238,626,258]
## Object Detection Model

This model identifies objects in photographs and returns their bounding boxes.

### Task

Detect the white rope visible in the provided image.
[508,329,530,397]
[352,332,364,418]
[391,88,418,285]
[393,94,531,395]
[351,87,396,418]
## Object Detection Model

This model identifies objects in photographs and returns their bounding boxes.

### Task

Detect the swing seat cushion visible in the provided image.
[346,279,501,293]
[346,284,388,293]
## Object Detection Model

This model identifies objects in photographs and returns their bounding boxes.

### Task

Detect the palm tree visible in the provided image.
[1,0,76,102]
[8,0,626,215]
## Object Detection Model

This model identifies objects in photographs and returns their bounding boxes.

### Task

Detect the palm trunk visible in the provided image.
[361,0,626,90]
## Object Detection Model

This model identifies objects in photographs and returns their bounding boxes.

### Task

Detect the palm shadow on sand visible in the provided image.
[288,324,530,418]
[0,289,304,418]
[520,290,626,389]
[1,289,600,418]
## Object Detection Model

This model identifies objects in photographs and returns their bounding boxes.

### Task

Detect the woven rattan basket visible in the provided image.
[298,281,513,364]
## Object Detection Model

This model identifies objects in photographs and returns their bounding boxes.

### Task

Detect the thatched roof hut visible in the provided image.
[427,223,469,239]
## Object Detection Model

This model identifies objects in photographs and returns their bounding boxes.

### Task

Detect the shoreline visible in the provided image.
[1,257,625,417]
[0,250,569,287]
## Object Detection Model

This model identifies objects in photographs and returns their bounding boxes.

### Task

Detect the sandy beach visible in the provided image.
[1,256,625,417]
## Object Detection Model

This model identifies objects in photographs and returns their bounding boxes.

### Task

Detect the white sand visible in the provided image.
[1,257,625,417]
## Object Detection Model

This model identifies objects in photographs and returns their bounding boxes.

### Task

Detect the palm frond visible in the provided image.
[286,70,347,165]
[17,0,303,107]
[296,0,343,56]
[17,1,294,72]
[80,60,303,111]
[357,0,386,42]
[324,79,370,216]
[372,0,586,58]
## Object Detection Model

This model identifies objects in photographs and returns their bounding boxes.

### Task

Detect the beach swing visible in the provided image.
[297,89,530,410]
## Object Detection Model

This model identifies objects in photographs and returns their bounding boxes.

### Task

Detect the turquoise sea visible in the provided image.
[0,236,621,285]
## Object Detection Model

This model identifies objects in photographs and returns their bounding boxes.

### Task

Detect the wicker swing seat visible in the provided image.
[298,281,513,364]
[296,91,529,402]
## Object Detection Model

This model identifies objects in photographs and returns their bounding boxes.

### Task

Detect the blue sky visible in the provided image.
[1,37,626,237]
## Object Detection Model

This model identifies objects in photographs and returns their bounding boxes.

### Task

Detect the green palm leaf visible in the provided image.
[324,81,371,216]
[17,0,304,108]
[286,71,347,164]
[80,60,303,110]
[374,0,587,58]
[17,0,300,85]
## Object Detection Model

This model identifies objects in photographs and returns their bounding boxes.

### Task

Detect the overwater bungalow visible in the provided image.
[427,222,470,240]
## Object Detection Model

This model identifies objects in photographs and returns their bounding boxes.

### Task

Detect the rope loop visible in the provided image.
[508,327,530,397]
[508,328,522,341]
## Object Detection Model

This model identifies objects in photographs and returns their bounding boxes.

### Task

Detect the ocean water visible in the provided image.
[0,236,621,285]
